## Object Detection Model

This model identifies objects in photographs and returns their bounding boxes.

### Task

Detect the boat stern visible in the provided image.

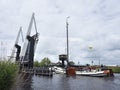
[103,69,114,77]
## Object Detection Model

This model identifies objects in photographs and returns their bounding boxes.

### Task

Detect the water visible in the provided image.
[14,74,120,90]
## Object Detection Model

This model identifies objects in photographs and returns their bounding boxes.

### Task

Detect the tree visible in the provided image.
[34,61,40,67]
[86,64,90,66]
[40,57,51,67]
[69,61,75,65]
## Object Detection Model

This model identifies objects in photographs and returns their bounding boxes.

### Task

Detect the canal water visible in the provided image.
[14,74,120,90]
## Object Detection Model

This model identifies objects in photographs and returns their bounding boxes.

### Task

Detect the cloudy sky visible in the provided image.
[0,0,120,65]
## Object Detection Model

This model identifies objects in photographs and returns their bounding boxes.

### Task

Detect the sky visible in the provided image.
[0,0,120,65]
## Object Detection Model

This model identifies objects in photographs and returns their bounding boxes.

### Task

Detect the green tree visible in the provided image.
[40,57,51,67]
[69,61,75,65]
[34,61,40,67]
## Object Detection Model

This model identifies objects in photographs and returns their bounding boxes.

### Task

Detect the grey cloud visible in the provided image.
[1,0,120,65]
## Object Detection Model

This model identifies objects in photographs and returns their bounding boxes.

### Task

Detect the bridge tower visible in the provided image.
[20,13,39,69]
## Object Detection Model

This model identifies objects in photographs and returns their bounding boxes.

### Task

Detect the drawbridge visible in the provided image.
[9,13,39,69]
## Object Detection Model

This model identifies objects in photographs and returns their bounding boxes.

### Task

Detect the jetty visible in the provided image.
[21,67,53,77]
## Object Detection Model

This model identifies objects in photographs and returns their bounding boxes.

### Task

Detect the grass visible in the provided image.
[0,61,18,90]
[107,66,120,73]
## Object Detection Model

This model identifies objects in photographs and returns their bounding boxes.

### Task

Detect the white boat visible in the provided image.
[53,65,114,77]
[76,70,108,77]
[76,67,115,77]
[53,66,66,74]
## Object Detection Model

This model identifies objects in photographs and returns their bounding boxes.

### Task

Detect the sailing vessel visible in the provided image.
[75,67,114,77]
[54,17,114,77]
[54,66,114,77]
[54,17,70,74]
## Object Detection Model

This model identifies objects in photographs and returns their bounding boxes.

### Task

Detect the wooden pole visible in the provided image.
[66,17,70,65]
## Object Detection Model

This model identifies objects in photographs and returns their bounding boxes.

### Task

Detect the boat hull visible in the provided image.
[53,66,114,77]
[55,69,65,74]
[53,66,66,74]
[76,71,107,77]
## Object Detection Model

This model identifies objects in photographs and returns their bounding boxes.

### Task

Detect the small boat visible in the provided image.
[53,66,66,74]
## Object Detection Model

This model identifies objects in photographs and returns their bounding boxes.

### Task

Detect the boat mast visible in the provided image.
[66,17,70,65]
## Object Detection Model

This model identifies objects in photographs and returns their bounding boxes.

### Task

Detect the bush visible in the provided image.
[0,61,18,90]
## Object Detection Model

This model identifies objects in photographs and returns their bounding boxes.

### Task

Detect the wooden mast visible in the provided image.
[66,17,70,65]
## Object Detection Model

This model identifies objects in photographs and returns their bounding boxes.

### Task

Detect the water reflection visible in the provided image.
[12,74,120,90]
[32,74,120,90]
[12,73,33,90]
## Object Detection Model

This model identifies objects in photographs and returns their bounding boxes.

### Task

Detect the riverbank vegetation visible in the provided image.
[107,66,120,73]
[34,57,51,67]
[34,57,75,67]
[0,61,18,90]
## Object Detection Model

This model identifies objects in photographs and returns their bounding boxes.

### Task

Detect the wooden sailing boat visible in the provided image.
[54,17,114,77]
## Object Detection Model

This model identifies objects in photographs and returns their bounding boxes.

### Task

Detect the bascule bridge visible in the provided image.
[20,13,39,69]
[10,13,39,69]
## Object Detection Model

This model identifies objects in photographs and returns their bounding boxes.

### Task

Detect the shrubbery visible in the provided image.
[0,61,18,90]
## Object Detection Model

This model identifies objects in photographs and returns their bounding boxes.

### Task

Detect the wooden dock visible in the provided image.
[21,67,53,77]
